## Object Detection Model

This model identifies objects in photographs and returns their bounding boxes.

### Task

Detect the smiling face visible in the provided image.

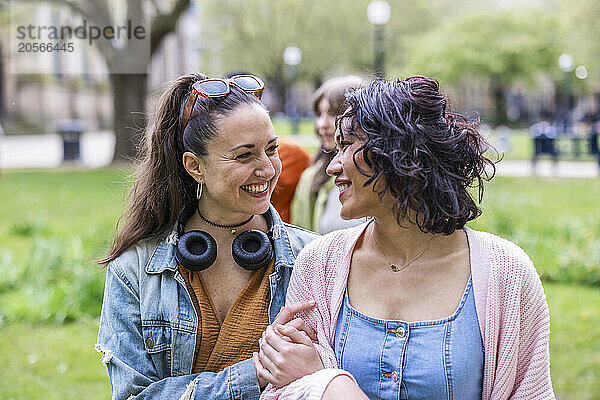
[315,97,337,151]
[326,122,382,220]
[186,103,281,221]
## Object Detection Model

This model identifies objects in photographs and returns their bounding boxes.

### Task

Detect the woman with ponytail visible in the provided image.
[96,72,321,399]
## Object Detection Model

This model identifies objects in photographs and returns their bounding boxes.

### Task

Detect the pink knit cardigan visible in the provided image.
[262,223,555,400]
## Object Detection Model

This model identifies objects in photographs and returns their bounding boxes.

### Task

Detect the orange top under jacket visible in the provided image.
[179,260,274,373]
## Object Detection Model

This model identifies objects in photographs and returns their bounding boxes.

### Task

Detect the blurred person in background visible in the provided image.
[291,75,366,233]
[257,76,554,400]
[96,72,321,399]
[590,118,600,171]
[529,118,559,175]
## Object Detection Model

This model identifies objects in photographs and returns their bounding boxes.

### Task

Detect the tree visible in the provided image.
[556,0,600,118]
[201,0,438,111]
[202,0,368,111]
[18,0,191,163]
[557,0,600,79]
[405,11,562,124]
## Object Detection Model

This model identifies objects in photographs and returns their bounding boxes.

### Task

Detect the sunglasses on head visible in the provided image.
[179,74,265,142]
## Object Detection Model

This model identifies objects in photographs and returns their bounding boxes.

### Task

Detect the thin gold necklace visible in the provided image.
[371,225,436,273]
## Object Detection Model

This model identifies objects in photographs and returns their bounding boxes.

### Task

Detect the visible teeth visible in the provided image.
[338,183,351,191]
[242,183,268,193]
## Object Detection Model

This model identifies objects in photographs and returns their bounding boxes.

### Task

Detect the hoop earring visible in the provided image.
[197,182,203,200]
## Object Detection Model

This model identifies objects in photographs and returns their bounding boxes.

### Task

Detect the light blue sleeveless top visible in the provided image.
[334,276,484,400]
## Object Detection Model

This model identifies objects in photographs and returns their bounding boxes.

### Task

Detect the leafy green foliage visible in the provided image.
[206,0,351,89]
[0,169,128,325]
[202,0,438,86]
[406,11,561,84]
[0,236,107,324]
[403,10,563,123]
[557,0,600,81]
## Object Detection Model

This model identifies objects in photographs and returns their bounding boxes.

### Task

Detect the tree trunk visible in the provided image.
[109,73,148,164]
[0,43,5,116]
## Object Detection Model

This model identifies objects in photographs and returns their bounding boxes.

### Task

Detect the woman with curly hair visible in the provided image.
[256,76,554,399]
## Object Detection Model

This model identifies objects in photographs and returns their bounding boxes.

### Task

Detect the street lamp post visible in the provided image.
[367,0,391,79]
[558,53,575,135]
[283,46,302,135]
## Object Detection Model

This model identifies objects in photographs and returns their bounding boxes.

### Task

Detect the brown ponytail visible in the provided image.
[99,73,205,265]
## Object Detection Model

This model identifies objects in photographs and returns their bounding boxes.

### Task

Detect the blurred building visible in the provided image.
[1,1,202,135]
[2,1,598,137]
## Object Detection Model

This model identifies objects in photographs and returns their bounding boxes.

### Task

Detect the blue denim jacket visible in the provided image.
[96,205,318,400]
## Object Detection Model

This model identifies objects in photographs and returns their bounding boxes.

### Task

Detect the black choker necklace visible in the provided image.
[197,207,254,235]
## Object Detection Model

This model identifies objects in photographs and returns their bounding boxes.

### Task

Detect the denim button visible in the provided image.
[395,326,406,338]
[392,371,399,383]
[146,336,155,349]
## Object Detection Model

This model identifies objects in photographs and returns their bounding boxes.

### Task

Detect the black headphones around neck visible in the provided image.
[175,204,274,272]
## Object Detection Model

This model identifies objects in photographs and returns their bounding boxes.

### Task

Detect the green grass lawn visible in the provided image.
[0,319,110,400]
[546,284,600,399]
[468,177,600,285]
[272,117,315,136]
[0,168,599,399]
[0,169,129,324]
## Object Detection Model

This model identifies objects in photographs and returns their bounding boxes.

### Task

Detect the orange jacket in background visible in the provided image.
[272,137,310,223]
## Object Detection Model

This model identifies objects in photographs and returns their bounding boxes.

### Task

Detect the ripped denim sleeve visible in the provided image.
[94,340,259,400]
[95,343,113,365]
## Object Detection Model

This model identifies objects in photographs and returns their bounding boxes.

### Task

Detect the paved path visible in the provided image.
[497,160,598,178]
[1,132,598,178]
[0,131,114,169]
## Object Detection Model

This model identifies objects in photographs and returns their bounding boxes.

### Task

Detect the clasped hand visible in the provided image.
[253,300,324,388]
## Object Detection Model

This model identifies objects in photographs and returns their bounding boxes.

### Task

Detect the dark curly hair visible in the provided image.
[337,76,496,234]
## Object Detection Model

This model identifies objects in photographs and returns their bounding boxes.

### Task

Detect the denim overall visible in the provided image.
[334,276,484,400]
